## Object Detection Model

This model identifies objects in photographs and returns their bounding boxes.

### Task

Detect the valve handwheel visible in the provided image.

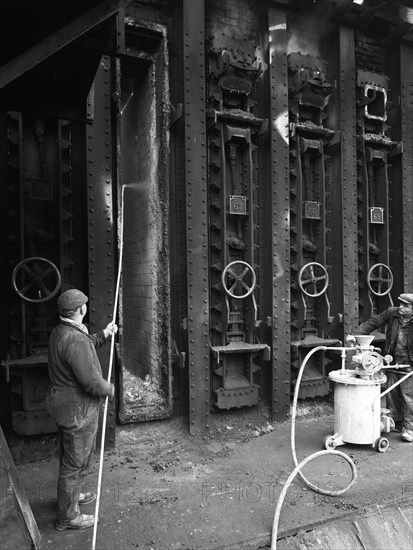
[221,260,256,299]
[367,263,393,296]
[12,257,61,303]
[361,351,383,374]
[298,262,329,297]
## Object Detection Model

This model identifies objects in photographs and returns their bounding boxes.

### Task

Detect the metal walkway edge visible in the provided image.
[0,424,42,550]
[277,502,413,550]
[212,499,413,550]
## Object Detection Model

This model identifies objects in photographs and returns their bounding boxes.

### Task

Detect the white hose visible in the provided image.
[271,345,358,550]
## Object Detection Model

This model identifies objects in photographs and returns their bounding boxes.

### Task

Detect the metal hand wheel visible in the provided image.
[221,260,256,299]
[12,257,61,303]
[367,263,393,296]
[361,351,383,374]
[298,262,329,297]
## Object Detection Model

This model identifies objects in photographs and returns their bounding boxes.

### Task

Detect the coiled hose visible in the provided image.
[271,346,358,550]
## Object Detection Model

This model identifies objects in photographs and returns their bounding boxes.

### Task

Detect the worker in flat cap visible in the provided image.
[45,288,118,530]
[349,293,413,443]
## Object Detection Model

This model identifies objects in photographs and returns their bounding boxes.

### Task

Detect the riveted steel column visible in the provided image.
[183,0,209,435]
[339,27,358,334]
[268,6,290,421]
[400,44,413,290]
[86,55,116,448]
[171,0,188,416]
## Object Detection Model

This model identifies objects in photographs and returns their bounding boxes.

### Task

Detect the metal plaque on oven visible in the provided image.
[229,195,247,215]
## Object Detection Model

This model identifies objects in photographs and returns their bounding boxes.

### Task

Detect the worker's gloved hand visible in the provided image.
[346,334,356,345]
[103,321,118,339]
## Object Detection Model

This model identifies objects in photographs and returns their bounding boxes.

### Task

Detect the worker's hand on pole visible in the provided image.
[103,321,118,339]
[346,334,356,345]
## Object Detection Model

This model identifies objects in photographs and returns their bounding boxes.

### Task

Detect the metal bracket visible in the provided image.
[169,103,183,128]
[172,340,187,369]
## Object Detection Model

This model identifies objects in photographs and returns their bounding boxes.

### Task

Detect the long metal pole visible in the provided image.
[91,185,124,550]
[373,370,413,406]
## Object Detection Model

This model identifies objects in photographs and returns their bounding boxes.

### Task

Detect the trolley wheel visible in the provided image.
[324,435,336,450]
[374,437,389,453]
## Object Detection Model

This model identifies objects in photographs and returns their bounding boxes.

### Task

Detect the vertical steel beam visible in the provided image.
[170,0,188,416]
[86,56,116,448]
[182,0,209,434]
[339,26,359,334]
[57,120,73,289]
[17,114,27,357]
[268,6,291,421]
[400,44,413,290]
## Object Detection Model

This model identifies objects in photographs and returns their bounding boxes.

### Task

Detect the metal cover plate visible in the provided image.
[229,195,247,215]
[370,206,384,224]
[304,201,321,219]
[30,178,53,201]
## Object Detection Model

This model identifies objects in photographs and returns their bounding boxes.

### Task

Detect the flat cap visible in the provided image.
[57,289,88,313]
[398,293,413,305]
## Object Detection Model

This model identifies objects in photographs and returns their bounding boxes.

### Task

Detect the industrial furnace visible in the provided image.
[0,0,412,439]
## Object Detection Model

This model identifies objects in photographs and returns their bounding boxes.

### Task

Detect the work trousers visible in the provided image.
[46,386,100,520]
[386,369,413,432]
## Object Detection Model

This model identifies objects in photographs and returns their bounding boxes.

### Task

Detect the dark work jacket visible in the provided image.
[357,307,413,366]
[46,322,112,429]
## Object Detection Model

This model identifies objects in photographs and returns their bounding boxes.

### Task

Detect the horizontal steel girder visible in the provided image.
[0,0,133,89]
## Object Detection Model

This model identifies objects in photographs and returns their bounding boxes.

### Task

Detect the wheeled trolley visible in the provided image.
[324,334,413,453]
[326,369,390,452]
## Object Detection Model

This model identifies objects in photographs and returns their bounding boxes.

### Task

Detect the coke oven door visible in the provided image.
[1,113,79,435]
[114,22,173,423]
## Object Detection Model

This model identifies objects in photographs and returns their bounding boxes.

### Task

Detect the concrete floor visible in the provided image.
[4,405,413,550]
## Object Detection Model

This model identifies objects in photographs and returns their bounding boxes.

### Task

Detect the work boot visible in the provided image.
[79,492,96,505]
[55,513,95,531]
[401,430,413,442]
